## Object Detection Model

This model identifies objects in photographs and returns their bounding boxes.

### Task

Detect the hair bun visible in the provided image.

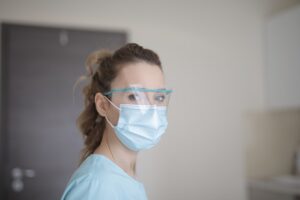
[85,50,112,77]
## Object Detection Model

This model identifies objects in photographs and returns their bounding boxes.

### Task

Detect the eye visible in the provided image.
[127,93,141,102]
[154,94,166,103]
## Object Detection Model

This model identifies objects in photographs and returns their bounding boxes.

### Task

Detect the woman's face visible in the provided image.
[106,61,165,126]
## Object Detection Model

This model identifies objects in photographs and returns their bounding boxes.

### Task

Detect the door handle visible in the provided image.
[11,167,36,192]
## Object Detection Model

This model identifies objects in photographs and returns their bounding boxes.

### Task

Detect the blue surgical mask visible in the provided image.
[104,98,168,151]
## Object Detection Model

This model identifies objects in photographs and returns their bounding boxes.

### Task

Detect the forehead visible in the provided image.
[111,61,165,89]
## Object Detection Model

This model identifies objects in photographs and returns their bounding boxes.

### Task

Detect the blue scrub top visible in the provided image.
[60,154,148,200]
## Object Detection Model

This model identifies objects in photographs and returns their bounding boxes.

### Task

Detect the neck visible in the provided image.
[94,127,138,178]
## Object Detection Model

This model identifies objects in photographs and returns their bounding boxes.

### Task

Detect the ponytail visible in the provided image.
[74,50,113,165]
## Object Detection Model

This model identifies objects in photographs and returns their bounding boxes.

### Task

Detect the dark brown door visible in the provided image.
[0,23,126,199]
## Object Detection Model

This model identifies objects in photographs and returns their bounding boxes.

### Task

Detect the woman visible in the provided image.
[61,43,172,200]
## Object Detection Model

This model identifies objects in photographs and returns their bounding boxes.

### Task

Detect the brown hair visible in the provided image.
[73,43,163,164]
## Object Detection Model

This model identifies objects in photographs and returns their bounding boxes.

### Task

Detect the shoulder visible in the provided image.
[60,156,120,200]
[60,155,148,200]
[61,173,120,200]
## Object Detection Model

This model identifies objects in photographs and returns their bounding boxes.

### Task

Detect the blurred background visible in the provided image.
[0,0,300,199]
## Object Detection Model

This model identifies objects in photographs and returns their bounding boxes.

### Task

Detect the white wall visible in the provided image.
[266,5,300,109]
[0,0,298,199]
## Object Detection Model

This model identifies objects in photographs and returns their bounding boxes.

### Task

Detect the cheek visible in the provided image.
[108,96,123,125]
[107,106,120,125]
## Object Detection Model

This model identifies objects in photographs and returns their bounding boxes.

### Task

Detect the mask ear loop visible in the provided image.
[103,95,120,110]
[103,95,120,128]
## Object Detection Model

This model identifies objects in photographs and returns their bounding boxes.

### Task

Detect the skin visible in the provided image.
[93,61,165,179]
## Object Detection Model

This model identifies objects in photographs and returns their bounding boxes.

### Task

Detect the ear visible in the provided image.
[94,92,110,117]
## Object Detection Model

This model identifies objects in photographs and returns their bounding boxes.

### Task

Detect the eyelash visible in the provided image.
[155,95,165,102]
[128,94,140,101]
[127,93,166,103]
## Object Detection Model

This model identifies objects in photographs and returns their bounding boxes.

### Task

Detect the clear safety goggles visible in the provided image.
[104,85,173,106]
